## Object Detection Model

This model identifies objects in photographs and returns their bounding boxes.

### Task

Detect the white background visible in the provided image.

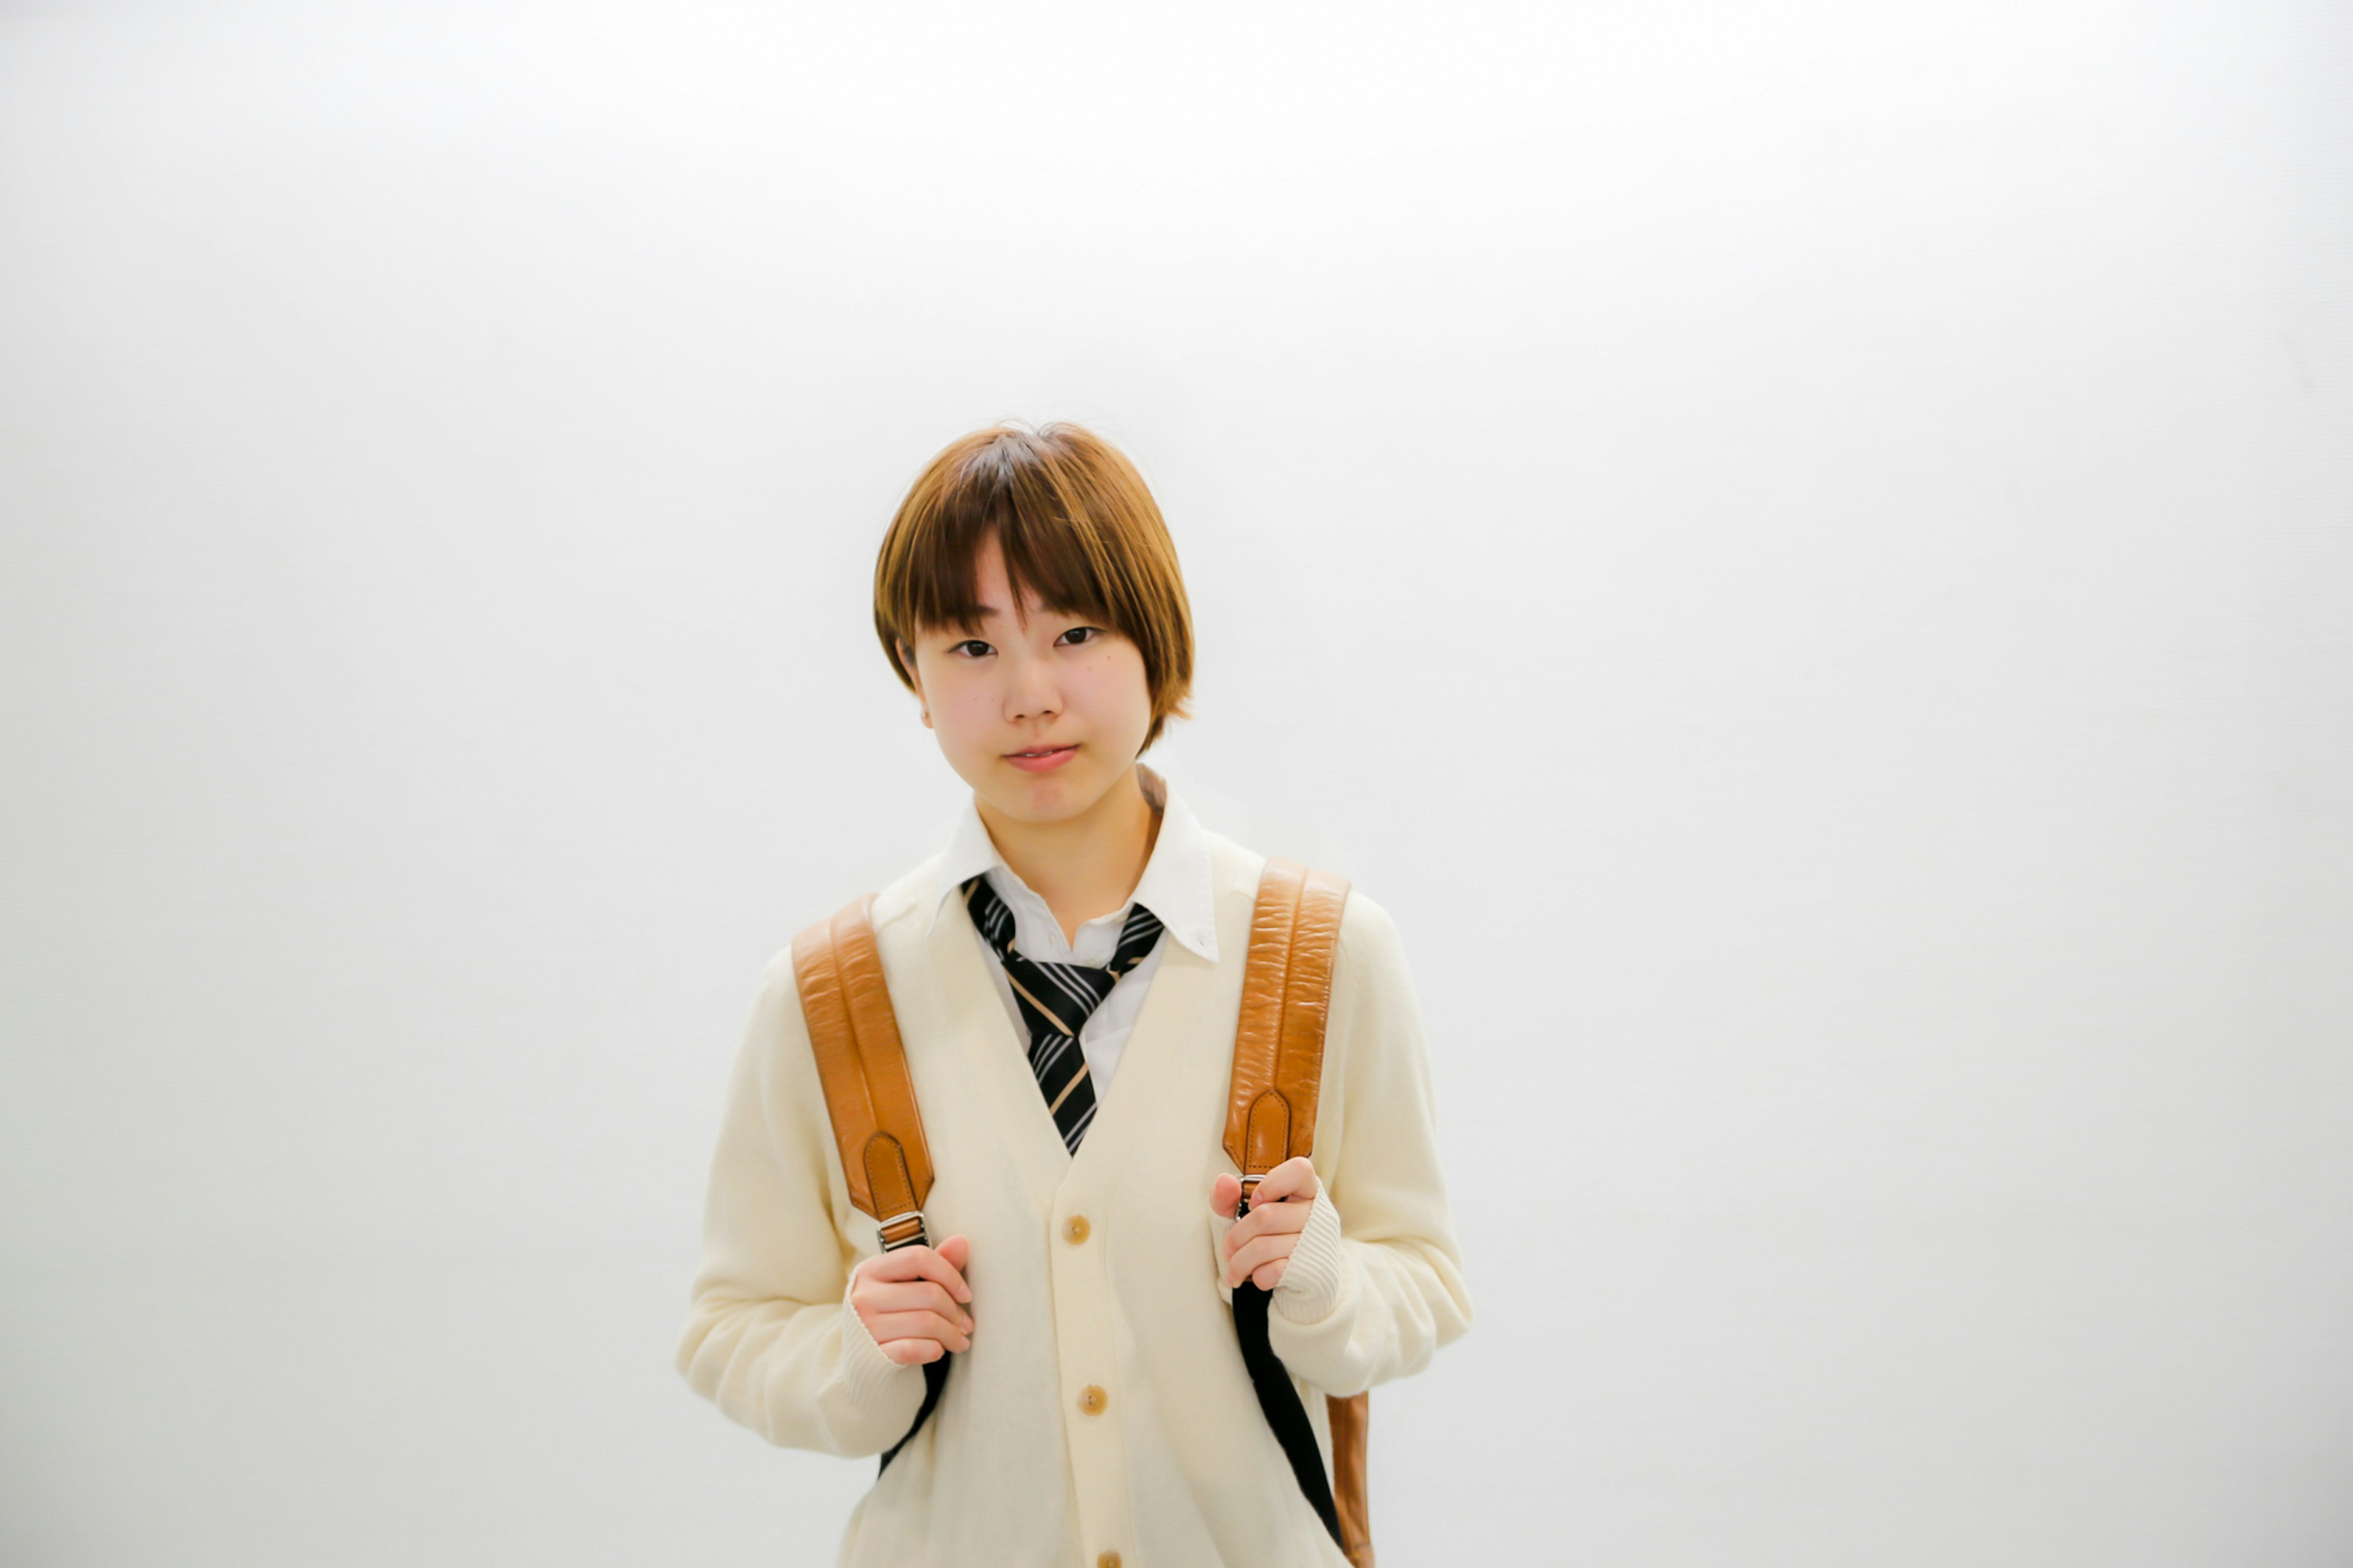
[3,2,2348,1564]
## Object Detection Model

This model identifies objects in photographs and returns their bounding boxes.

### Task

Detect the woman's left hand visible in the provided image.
[1209,1154,1319,1291]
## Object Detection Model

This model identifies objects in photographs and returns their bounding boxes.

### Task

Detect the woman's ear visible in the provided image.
[897,638,931,727]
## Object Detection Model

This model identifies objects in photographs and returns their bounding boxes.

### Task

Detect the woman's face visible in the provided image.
[900,532,1154,827]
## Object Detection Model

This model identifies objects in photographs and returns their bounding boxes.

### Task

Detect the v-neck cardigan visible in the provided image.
[675,826,1474,1567]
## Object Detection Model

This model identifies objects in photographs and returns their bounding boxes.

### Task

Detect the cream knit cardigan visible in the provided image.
[675,827,1474,1567]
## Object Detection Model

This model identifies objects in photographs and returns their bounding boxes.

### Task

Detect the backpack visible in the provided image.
[787,855,1375,1567]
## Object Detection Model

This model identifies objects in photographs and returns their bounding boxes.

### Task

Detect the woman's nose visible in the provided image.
[1004,653,1061,721]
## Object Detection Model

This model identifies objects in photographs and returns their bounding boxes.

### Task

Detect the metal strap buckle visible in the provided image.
[877,1210,930,1252]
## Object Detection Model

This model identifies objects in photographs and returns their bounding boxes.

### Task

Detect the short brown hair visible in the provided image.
[874,422,1195,752]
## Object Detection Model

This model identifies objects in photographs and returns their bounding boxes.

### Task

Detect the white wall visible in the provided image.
[3,2,2347,1563]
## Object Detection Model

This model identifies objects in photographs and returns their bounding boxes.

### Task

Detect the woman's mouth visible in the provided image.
[1005,744,1078,774]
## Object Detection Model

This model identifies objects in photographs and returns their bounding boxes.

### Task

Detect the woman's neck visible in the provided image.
[979,764,1162,947]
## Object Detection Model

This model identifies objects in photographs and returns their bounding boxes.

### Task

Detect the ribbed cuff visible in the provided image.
[809,1278,930,1456]
[1271,1191,1347,1325]
[833,1287,925,1407]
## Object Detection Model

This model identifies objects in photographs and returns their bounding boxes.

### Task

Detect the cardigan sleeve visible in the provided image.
[673,948,931,1455]
[1262,890,1476,1397]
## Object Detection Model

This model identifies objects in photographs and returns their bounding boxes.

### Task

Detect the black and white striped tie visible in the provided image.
[961,873,1164,1153]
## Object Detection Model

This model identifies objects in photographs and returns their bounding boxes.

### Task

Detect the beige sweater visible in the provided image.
[674,826,1474,1567]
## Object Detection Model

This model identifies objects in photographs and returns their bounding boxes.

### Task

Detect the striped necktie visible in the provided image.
[962,873,1165,1153]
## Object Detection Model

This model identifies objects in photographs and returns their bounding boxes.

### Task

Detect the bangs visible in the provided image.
[892,456,1121,640]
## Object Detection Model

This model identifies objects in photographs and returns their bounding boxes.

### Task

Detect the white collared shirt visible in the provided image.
[928,762,1220,1091]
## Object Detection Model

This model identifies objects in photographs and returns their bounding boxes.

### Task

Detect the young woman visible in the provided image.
[675,423,1472,1566]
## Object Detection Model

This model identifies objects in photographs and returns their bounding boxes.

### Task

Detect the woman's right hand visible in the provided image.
[849,1233,974,1365]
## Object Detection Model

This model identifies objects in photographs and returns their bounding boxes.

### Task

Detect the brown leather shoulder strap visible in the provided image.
[1224,855,1376,1568]
[1328,1395,1373,1568]
[789,892,935,1251]
[1224,855,1352,1181]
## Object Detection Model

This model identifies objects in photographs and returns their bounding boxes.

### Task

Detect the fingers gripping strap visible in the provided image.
[790,895,934,1226]
[1224,857,1352,1179]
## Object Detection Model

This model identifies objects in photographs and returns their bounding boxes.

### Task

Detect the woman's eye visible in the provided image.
[950,639,993,658]
[1058,626,1101,647]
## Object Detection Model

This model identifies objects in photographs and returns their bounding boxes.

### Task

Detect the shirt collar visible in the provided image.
[929,762,1221,963]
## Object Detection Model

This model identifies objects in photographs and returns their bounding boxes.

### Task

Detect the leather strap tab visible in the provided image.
[790,893,934,1223]
[1224,857,1351,1176]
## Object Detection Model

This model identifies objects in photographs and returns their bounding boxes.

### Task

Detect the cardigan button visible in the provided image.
[1063,1214,1091,1244]
[1097,1553,1122,1568]
[1078,1384,1108,1415]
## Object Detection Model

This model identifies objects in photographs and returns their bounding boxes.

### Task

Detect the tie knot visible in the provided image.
[962,873,1165,991]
